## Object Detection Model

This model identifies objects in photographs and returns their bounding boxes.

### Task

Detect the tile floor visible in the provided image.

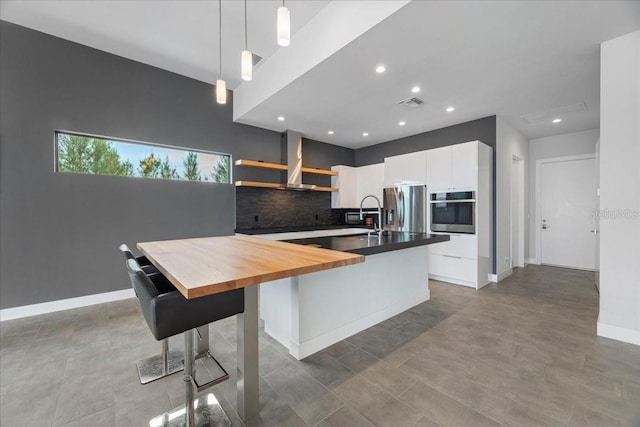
[1,265,639,426]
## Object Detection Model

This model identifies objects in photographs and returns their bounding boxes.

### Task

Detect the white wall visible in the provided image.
[528,129,599,262]
[597,30,640,346]
[495,117,529,279]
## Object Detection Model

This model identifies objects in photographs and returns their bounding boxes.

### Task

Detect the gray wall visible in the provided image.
[0,21,499,309]
[0,21,358,309]
[355,116,496,166]
[0,22,260,308]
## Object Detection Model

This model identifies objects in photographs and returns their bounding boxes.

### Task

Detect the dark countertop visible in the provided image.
[235,225,369,235]
[283,232,450,256]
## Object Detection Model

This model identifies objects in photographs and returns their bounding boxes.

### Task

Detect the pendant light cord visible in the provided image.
[218,0,222,78]
[244,0,248,50]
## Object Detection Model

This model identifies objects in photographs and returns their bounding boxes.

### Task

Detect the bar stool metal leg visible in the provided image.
[148,328,232,427]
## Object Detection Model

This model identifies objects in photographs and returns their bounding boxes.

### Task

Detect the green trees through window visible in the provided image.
[56,132,230,183]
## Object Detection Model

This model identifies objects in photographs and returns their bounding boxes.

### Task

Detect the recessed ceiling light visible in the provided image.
[375,65,386,73]
[277,116,285,121]
[411,86,420,93]
[362,132,369,137]
[398,121,406,126]
[446,106,455,113]
[552,118,562,123]
[328,130,335,135]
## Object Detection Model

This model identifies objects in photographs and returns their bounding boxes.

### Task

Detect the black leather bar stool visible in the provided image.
[125,258,244,426]
[119,244,183,384]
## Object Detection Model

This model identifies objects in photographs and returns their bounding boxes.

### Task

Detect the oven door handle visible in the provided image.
[429,199,475,203]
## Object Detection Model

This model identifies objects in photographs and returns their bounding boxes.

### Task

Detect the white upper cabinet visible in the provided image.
[331,164,384,208]
[427,141,478,191]
[451,142,477,190]
[426,147,452,191]
[357,163,385,208]
[331,165,356,208]
[384,151,428,186]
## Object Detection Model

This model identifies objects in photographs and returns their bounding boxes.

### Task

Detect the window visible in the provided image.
[55,131,231,183]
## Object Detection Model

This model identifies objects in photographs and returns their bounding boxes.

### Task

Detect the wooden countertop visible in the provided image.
[138,235,365,299]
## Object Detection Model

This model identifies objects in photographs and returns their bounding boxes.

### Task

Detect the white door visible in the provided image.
[540,157,597,270]
[594,140,600,289]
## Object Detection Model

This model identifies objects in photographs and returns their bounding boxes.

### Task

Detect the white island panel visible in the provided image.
[260,245,429,360]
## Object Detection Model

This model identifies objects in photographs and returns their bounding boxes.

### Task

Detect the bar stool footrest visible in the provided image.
[148,392,231,427]
[193,351,229,393]
[137,350,184,384]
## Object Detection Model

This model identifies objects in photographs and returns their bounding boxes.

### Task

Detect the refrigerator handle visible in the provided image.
[399,190,405,228]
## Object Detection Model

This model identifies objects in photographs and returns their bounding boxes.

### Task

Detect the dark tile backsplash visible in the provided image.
[236,187,349,229]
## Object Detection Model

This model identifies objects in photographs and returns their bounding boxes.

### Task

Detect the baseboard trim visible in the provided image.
[289,289,430,360]
[488,269,513,283]
[597,321,640,346]
[429,274,476,288]
[0,289,136,322]
[526,258,540,265]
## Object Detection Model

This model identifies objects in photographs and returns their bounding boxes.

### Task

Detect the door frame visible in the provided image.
[510,155,525,268]
[535,153,597,265]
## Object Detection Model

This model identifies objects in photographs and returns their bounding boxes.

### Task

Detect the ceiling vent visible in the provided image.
[397,96,425,108]
[520,102,587,123]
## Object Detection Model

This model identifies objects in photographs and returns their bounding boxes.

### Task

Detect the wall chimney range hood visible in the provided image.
[233,131,338,192]
[284,130,317,190]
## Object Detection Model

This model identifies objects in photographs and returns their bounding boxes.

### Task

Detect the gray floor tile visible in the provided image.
[2,266,638,427]
[264,364,343,426]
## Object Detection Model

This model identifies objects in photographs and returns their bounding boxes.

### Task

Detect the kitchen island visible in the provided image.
[243,230,449,360]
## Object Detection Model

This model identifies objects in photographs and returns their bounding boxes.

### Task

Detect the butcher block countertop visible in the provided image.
[137,235,365,299]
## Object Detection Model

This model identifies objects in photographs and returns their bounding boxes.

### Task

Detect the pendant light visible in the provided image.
[277,0,290,47]
[241,0,252,81]
[216,0,226,104]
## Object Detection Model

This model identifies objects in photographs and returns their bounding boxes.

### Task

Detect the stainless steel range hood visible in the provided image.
[283,130,317,190]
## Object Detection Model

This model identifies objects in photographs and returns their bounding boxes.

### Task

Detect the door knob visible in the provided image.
[590,229,599,234]
[542,224,549,229]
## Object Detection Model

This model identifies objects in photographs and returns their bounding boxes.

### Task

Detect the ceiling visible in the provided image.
[0,0,329,89]
[2,1,640,149]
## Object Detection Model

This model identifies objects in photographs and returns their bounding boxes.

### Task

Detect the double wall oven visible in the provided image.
[429,191,476,234]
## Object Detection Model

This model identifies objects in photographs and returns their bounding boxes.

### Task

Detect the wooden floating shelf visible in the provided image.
[235,159,338,176]
[234,159,287,171]
[235,181,338,192]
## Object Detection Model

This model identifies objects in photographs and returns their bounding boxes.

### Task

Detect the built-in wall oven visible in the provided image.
[430,191,476,234]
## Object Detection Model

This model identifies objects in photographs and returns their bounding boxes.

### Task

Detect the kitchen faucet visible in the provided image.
[359,194,383,237]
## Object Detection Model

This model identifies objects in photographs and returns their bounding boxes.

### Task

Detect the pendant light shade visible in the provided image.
[216,79,226,104]
[241,0,252,81]
[277,4,290,47]
[216,0,226,105]
[241,50,252,81]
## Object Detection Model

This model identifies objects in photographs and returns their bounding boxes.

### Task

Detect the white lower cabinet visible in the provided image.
[429,254,478,284]
[429,234,479,286]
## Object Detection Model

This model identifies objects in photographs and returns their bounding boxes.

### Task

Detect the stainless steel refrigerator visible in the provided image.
[383,185,428,233]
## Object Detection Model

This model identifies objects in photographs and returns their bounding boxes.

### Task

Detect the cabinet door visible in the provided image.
[384,155,405,187]
[331,165,357,208]
[403,151,428,185]
[385,152,427,186]
[451,142,477,190]
[357,163,385,208]
[427,146,452,191]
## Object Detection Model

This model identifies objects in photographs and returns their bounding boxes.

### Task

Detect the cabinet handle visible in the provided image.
[442,254,462,259]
